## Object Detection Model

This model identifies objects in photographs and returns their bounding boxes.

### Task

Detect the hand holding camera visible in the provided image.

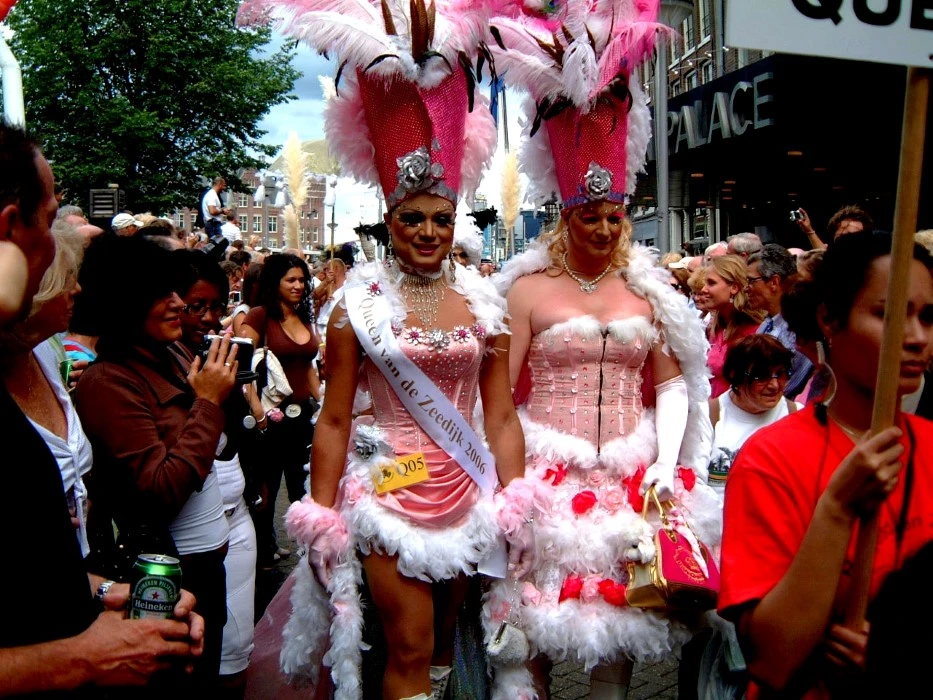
[188,334,238,407]
[790,206,815,234]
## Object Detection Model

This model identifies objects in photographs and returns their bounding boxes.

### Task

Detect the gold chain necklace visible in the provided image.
[401,273,446,327]
[561,252,614,294]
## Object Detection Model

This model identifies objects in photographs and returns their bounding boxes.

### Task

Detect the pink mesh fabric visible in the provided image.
[545,92,630,207]
[357,68,468,208]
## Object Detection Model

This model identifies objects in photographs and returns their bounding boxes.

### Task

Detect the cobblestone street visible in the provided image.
[266,489,681,699]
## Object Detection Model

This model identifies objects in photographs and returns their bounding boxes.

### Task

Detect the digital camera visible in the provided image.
[198,334,257,384]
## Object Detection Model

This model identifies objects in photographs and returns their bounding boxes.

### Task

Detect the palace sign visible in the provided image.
[726,0,933,68]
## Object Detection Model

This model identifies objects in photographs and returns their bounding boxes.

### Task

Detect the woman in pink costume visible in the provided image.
[484,1,722,698]
[237,2,544,700]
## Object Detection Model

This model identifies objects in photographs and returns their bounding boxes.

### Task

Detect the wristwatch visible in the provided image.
[95,579,116,603]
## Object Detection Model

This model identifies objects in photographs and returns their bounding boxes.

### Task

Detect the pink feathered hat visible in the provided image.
[237,0,498,209]
[489,0,662,207]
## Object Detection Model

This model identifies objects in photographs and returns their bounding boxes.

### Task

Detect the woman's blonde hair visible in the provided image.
[709,254,764,339]
[539,208,633,275]
[31,219,85,313]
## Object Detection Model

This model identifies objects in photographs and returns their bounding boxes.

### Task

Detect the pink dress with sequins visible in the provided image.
[358,325,485,528]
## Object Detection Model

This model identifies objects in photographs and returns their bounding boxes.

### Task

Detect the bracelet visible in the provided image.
[95,579,115,603]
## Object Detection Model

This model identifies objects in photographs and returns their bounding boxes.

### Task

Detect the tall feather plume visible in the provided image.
[282,131,310,251]
[502,151,522,240]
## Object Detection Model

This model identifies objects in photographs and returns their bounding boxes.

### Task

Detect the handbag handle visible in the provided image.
[640,484,671,524]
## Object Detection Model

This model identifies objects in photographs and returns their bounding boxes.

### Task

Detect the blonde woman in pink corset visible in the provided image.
[236,2,543,700]
[486,1,722,698]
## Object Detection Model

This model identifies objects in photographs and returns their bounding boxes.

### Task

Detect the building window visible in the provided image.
[699,0,711,40]
[253,215,262,232]
[702,61,714,84]
[238,194,249,207]
[683,14,696,52]
[685,70,698,90]
[312,209,319,219]
[268,216,277,233]
[175,211,184,228]
[238,215,248,231]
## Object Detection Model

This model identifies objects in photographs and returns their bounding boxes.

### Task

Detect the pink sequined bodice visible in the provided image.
[525,315,657,449]
[361,325,486,527]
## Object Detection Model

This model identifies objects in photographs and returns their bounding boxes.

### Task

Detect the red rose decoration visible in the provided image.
[559,575,584,602]
[545,463,568,486]
[623,465,648,511]
[571,490,598,516]
[625,479,644,512]
[598,579,628,607]
[677,467,696,491]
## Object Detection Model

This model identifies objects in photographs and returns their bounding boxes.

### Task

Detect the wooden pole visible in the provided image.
[845,66,931,629]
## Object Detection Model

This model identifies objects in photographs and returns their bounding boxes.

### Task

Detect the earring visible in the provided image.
[448,252,457,284]
[384,239,395,268]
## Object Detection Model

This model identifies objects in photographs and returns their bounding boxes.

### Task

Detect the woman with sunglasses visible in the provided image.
[708,335,801,493]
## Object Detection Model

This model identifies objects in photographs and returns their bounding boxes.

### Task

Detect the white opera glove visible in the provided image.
[640,375,689,502]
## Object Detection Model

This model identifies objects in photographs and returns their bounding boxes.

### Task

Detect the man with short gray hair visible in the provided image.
[704,241,728,263]
[727,232,762,259]
[745,244,812,398]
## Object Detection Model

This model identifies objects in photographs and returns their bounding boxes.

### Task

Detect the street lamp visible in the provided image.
[325,176,338,252]
[655,0,694,253]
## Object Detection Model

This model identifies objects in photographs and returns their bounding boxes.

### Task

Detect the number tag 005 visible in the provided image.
[373,452,430,495]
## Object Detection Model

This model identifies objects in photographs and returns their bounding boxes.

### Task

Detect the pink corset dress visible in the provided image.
[359,324,485,528]
[488,314,699,670]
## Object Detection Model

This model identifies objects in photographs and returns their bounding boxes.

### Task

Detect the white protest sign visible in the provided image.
[726,0,933,68]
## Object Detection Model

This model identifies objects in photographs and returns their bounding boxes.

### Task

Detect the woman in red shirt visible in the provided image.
[718,231,933,698]
[699,255,764,398]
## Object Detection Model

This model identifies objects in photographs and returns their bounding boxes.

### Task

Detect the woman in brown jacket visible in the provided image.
[74,235,238,691]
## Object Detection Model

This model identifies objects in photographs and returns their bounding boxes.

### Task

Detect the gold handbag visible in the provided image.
[626,486,720,611]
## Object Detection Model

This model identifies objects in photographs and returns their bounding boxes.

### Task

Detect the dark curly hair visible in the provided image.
[256,253,313,324]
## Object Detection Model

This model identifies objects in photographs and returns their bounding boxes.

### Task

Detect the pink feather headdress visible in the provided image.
[489,0,663,206]
[237,0,498,208]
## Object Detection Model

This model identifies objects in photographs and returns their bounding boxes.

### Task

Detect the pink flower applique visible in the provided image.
[602,487,626,513]
[521,582,542,606]
[588,469,607,487]
[580,575,602,604]
[404,327,425,345]
[471,323,487,339]
[452,325,472,343]
[366,280,382,296]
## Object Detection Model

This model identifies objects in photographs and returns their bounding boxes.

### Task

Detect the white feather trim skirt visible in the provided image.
[484,411,722,672]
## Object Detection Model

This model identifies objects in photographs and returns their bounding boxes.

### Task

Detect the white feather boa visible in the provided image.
[345,260,510,340]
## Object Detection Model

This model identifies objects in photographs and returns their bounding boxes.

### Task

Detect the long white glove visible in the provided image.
[640,375,689,501]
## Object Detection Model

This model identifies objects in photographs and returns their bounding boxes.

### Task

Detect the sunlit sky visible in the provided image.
[256,34,530,243]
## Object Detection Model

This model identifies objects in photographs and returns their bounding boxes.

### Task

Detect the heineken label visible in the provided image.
[129,575,179,620]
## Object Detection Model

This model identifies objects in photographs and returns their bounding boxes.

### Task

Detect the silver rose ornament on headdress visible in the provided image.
[397,147,445,193]
[584,162,613,201]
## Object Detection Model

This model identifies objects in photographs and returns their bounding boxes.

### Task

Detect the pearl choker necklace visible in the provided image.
[561,252,614,294]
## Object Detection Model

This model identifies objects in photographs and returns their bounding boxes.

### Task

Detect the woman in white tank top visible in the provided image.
[709,335,802,493]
